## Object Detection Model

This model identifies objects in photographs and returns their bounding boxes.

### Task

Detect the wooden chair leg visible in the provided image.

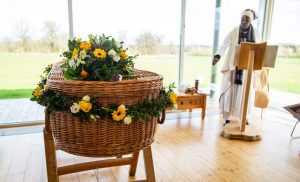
[129,150,140,176]
[143,146,156,182]
[44,128,59,182]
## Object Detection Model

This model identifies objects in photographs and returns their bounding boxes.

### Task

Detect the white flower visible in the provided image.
[69,59,80,69]
[82,95,90,102]
[88,34,96,40]
[113,55,120,62]
[90,114,96,121]
[124,116,132,125]
[79,50,87,59]
[70,103,80,113]
[68,59,75,68]
[74,58,81,67]
[108,49,116,57]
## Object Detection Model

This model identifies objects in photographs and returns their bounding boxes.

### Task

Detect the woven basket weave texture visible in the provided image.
[47,62,163,157]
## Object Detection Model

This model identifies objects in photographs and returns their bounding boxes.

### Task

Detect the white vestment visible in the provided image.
[216,26,261,120]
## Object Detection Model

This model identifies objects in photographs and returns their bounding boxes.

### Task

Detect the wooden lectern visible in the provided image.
[221,42,278,141]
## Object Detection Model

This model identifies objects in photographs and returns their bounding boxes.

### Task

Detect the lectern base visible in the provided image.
[220,122,262,141]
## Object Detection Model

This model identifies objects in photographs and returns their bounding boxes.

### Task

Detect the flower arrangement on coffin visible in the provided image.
[31,34,178,124]
[61,34,137,81]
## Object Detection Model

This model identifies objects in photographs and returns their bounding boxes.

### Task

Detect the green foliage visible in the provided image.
[31,84,176,123]
[33,90,69,112]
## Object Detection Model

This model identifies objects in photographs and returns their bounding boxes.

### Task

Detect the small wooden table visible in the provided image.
[176,92,208,120]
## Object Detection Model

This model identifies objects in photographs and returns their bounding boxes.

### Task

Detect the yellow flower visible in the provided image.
[120,51,127,59]
[93,48,106,59]
[80,41,92,51]
[118,104,126,112]
[44,84,49,90]
[112,105,126,121]
[72,48,79,58]
[33,86,42,97]
[169,92,177,104]
[79,100,92,112]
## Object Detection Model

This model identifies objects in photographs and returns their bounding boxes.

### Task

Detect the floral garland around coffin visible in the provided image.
[31,34,178,124]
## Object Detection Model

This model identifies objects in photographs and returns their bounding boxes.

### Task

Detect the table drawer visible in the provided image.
[177,95,204,110]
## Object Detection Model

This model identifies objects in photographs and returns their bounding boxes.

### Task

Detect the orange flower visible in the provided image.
[80,41,92,51]
[120,51,127,59]
[80,70,88,79]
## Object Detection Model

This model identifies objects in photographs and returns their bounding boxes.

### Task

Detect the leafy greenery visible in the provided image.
[31,77,176,123]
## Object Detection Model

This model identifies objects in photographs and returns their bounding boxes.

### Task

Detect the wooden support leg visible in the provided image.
[43,128,59,182]
[201,95,207,120]
[241,51,254,132]
[129,150,140,176]
[143,146,156,182]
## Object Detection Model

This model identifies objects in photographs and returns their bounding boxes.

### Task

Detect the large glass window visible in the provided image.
[183,0,215,89]
[0,0,68,96]
[268,0,300,94]
[73,0,181,86]
[219,0,260,41]
[0,0,68,124]
[183,0,260,90]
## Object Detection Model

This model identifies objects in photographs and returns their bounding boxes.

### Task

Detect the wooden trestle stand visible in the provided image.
[221,42,278,141]
[44,110,156,182]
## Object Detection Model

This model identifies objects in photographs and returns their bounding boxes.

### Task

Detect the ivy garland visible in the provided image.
[31,65,177,124]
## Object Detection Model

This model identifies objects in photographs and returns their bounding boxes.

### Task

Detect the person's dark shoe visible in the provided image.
[245,119,250,125]
[223,120,230,126]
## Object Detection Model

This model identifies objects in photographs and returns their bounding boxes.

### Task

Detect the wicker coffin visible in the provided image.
[47,62,163,157]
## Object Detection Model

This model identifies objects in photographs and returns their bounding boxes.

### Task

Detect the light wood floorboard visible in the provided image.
[0,106,300,181]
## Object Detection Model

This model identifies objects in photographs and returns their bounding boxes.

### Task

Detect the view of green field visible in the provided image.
[0,53,299,98]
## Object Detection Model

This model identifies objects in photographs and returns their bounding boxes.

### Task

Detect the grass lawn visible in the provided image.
[0,53,299,98]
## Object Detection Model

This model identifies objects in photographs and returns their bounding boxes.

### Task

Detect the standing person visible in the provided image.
[212,9,261,125]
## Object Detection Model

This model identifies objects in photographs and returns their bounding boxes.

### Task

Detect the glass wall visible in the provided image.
[268,0,300,94]
[73,0,181,86]
[0,0,68,124]
[218,0,260,41]
[183,0,215,90]
[182,0,260,90]
[0,0,68,97]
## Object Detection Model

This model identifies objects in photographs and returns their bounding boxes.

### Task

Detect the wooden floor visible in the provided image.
[0,99,44,124]
[0,102,300,182]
